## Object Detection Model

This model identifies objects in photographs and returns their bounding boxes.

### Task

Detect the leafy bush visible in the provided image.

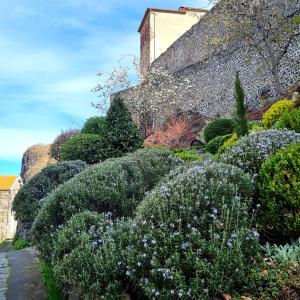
[60,133,103,164]
[258,143,300,238]
[203,118,235,142]
[220,130,300,177]
[32,148,181,260]
[275,107,300,132]
[13,160,87,223]
[262,99,294,129]
[102,97,144,159]
[52,211,129,299]
[205,134,232,154]
[123,162,257,299]
[50,129,80,161]
[175,152,202,162]
[217,133,238,155]
[12,238,30,250]
[81,116,106,135]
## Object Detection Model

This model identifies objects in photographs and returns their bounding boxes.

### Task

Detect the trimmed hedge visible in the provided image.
[81,116,106,135]
[275,107,300,132]
[203,119,235,142]
[31,148,181,260]
[205,134,233,154]
[259,143,300,239]
[12,160,87,223]
[262,99,294,129]
[60,133,103,164]
[220,130,300,177]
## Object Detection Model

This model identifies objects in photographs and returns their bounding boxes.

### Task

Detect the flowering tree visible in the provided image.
[208,0,300,96]
[93,56,197,137]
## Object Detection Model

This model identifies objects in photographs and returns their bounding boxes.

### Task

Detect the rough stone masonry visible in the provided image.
[120,0,300,120]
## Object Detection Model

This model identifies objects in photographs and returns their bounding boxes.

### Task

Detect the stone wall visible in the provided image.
[150,0,300,117]
[119,0,300,120]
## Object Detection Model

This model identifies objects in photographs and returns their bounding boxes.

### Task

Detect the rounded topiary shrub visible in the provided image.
[275,107,300,132]
[31,148,181,260]
[81,116,106,135]
[220,130,300,177]
[205,134,233,154]
[60,133,104,164]
[262,99,294,129]
[203,119,235,142]
[53,211,131,299]
[258,143,300,239]
[12,160,87,224]
[122,162,257,299]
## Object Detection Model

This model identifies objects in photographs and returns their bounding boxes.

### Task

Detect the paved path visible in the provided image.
[0,244,46,300]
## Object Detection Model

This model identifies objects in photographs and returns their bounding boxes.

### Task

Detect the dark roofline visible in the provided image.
[138,7,209,33]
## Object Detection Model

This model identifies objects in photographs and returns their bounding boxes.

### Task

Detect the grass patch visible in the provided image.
[12,238,30,250]
[39,260,64,300]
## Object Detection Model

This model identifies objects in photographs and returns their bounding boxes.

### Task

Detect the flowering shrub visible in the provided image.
[52,211,127,299]
[31,148,181,260]
[122,162,257,299]
[275,107,300,132]
[205,134,232,154]
[262,99,294,129]
[203,119,235,142]
[12,160,87,223]
[258,143,300,239]
[220,130,300,177]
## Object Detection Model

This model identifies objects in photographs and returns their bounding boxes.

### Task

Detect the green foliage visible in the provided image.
[40,260,64,300]
[275,107,300,132]
[262,99,294,129]
[125,162,256,299]
[203,118,235,142]
[102,97,144,159]
[171,147,202,161]
[49,129,80,161]
[52,211,126,299]
[217,133,239,155]
[81,116,106,135]
[233,72,248,136]
[258,143,300,238]
[60,133,103,164]
[205,134,232,154]
[221,130,300,177]
[12,238,30,250]
[31,148,181,260]
[12,160,86,224]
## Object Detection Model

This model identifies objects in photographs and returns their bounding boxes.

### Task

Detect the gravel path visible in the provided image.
[0,244,46,300]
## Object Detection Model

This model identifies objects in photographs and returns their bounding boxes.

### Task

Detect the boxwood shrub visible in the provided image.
[275,107,300,132]
[258,143,300,239]
[205,134,233,154]
[60,133,104,164]
[220,130,300,177]
[262,99,294,129]
[203,119,235,142]
[12,160,87,224]
[31,148,181,260]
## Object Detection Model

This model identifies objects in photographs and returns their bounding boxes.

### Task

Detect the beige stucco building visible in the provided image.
[0,176,22,240]
[138,7,207,75]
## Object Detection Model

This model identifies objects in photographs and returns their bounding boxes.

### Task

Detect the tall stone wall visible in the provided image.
[119,0,300,121]
[150,0,300,117]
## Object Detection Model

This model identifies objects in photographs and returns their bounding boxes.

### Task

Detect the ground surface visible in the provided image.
[0,243,46,300]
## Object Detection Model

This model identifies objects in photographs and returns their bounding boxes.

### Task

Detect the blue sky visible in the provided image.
[0,0,209,175]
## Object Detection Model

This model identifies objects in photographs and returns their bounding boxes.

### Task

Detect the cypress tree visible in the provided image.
[234,72,249,136]
[103,97,144,159]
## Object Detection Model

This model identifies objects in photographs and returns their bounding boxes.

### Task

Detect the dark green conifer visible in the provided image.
[234,72,249,136]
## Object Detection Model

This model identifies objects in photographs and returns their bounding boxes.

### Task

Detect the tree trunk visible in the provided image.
[271,67,282,97]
